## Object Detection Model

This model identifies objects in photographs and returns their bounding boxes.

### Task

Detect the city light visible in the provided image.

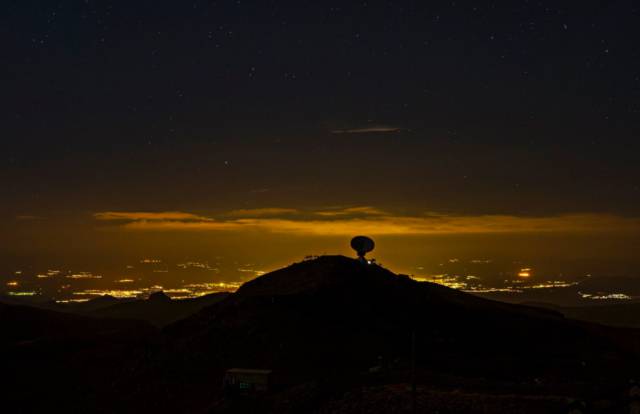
[518,268,532,278]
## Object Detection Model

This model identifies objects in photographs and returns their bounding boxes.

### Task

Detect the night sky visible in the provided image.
[2,1,640,282]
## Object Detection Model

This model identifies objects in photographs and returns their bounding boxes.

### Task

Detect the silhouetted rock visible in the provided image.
[148,290,172,302]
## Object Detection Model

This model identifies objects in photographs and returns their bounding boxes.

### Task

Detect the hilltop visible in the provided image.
[152,256,640,412]
[167,256,629,375]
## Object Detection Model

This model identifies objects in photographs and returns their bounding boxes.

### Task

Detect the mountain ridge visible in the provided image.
[165,256,635,380]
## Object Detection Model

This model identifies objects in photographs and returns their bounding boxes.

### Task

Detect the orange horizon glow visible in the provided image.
[93,207,640,236]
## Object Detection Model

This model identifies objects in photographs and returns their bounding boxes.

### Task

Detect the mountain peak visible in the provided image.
[235,255,405,298]
[148,291,171,302]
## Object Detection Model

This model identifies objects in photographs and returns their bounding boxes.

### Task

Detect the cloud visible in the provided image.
[93,208,640,236]
[330,126,400,134]
[226,208,300,217]
[16,215,44,221]
[314,206,387,217]
[94,211,211,222]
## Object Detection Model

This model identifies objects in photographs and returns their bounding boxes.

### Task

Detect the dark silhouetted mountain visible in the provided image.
[153,256,640,413]
[148,290,172,302]
[578,276,640,296]
[0,301,154,346]
[526,301,640,328]
[74,293,122,310]
[1,301,157,412]
[89,291,230,326]
[6,256,640,413]
[0,293,134,313]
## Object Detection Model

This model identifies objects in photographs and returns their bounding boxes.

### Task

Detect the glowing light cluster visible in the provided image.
[237,268,266,276]
[8,291,36,296]
[73,289,144,298]
[56,298,91,303]
[177,261,218,271]
[412,275,470,290]
[518,268,532,278]
[579,292,632,300]
[523,281,578,289]
[66,272,102,279]
[140,259,162,264]
[36,270,64,279]
[410,271,577,295]
[179,281,242,297]
[464,287,524,293]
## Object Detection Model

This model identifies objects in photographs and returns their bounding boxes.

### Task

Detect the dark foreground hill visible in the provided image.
[166,256,632,374]
[153,256,640,413]
[86,291,230,326]
[5,256,640,413]
[526,301,640,329]
[26,291,231,326]
[1,302,157,412]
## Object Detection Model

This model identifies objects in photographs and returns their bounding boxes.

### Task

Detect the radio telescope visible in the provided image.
[351,236,375,260]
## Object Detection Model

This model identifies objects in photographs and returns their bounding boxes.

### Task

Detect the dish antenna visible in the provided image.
[351,236,375,260]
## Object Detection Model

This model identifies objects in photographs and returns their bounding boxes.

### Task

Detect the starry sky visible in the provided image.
[2,1,640,280]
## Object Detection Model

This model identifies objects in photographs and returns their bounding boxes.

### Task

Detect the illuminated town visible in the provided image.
[2,256,636,306]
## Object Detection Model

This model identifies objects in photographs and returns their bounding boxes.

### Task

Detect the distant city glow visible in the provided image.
[524,281,578,289]
[579,292,632,300]
[73,289,144,298]
[465,287,524,293]
[62,280,241,300]
[518,268,532,278]
[140,259,162,264]
[410,272,580,295]
[1,258,634,304]
[177,261,219,271]
[237,268,267,276]
[67,272,102,279]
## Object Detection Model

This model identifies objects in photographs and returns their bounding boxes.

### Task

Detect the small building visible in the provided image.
[223,368,272,394]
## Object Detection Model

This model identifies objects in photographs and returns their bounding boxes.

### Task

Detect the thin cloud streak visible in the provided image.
[226,208,300,217]
[94,211,211,221]
[314,206,387,217]
[330,126,401,134]
[16,215,45,221]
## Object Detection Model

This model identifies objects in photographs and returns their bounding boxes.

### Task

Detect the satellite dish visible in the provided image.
[351,236,375,259]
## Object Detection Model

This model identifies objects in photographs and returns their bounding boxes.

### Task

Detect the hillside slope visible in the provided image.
[165,256,638,390]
